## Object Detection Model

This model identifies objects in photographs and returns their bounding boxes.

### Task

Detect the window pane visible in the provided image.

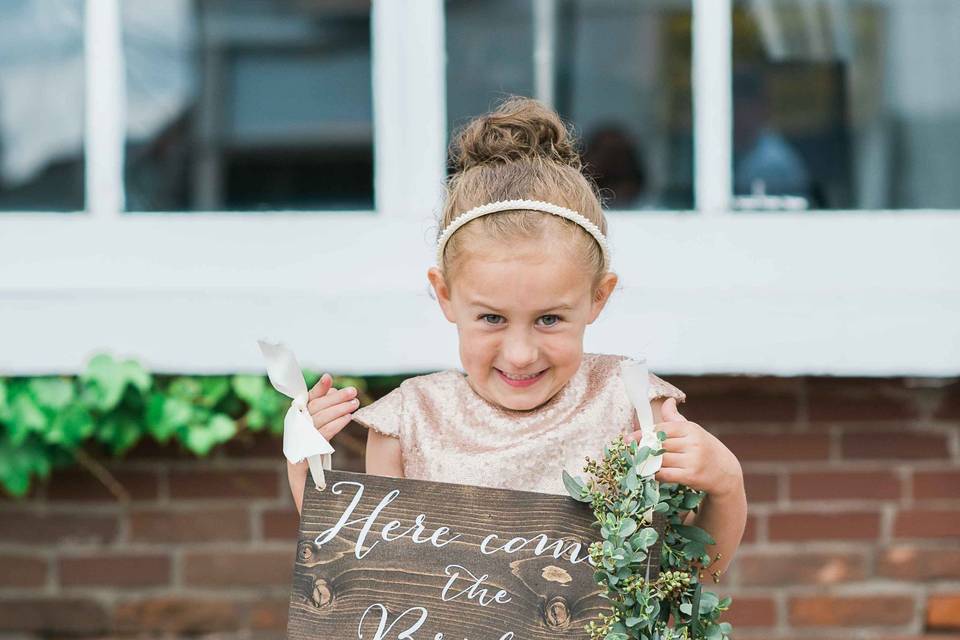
[123,0,373,212]
[0,0,85,212]
[445,0,693,210]
[733,0,960,210]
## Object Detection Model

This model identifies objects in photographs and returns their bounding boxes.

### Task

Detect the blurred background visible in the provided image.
[0,0,958,638]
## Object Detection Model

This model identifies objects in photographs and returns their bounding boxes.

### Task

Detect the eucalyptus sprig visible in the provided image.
[563,436,733,640]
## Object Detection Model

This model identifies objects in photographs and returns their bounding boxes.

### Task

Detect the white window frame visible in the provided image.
[1,0,957,377]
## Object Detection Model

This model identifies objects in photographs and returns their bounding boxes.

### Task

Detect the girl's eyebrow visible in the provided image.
[469,300,575,313]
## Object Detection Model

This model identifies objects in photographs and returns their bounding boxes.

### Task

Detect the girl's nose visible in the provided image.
[502,332,539,371]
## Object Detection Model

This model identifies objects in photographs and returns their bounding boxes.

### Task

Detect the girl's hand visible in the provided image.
[286,373,359,513]
[645,397,743,498]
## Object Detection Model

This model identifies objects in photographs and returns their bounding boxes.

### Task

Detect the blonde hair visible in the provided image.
[439,97,608,291]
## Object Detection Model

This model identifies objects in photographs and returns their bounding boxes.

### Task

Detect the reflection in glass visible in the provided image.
[0,0,85,212]
[733,0,960,210]
[123,0,373,212]
[446,0,693,210]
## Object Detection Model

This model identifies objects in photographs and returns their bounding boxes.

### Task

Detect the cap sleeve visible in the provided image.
[649,372,687,403]
[352,386,402,438]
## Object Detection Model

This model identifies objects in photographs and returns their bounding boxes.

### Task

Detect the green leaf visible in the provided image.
[0,379,9,421]
[46,404,94,447]
[80,353,151,411]
[231,374,267,406]
[96,415,142,455]
[146,394,193,441]
[698,591,720,615]
[27,378,75,410]
[674,524,716,545]
[631,527,658,551]
[657,430,667,442]
[182,414,236,456]
[198,377,230,408]
[562,470,591,502]
[682,491,705,510]
[8,391,47,443]
[0,436,51,496]
[619,518,637,538]
[679,603,692,615]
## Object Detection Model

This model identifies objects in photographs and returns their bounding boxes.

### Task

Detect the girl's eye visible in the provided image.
[538,315,561,327]
[481,314,504,325]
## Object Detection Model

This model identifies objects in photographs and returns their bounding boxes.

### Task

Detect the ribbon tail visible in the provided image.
[307,454,329,491]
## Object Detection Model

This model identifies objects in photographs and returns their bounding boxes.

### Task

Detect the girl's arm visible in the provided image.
[366,430,404,477]
[652,398,747,582]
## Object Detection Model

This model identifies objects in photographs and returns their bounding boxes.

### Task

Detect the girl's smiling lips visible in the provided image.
[496,367,548,388]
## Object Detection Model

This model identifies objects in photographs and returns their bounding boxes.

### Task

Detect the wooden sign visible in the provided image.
[287,470,664,639]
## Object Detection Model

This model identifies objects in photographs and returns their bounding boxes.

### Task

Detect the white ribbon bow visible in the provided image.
[619,357,663,478]
[257,339,334,490]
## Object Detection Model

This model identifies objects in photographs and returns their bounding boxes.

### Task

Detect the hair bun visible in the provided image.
[451,96,582,172]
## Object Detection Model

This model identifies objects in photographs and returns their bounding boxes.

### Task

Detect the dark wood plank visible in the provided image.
[288,470,664,639]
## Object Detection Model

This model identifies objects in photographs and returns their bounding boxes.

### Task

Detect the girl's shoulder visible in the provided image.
[584,353,687,403]
[352,369,464,439]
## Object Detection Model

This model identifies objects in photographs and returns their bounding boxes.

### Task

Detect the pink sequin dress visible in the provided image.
[352,353,686,495]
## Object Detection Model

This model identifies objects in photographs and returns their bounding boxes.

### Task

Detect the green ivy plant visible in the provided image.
[0,353,366,498]
[563,436,733,640]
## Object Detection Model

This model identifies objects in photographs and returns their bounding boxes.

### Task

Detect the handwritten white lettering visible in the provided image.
[440,564,512,606]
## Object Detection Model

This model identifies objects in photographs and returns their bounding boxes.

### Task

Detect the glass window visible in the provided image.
[733,0,960,210]
[122,0,373,212]
[0,0,85,212]
[445,0,693,210]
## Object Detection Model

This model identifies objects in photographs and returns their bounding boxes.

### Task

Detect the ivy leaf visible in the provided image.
[96,415,142,455]
[80,354,151,411]
[8,391,48,443]
[0,379,9,421]
[198,377,230,408]
[182,414,236,456]
[0,436,51,496]
[27,378,75,410]
[46,404,94,447]
[146,394,193,442]
[674,524,716,545]
[231,374,267,406]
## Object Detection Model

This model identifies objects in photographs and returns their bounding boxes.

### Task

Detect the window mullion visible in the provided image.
[693,0,732,215]
[84,0,125,218]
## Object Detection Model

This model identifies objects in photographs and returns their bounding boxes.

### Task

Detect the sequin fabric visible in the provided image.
[352,353,686,495]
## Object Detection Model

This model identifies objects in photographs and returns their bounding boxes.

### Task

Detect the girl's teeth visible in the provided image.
[503,370,541,380]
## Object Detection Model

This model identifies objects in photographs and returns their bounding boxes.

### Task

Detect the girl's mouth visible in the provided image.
[496,368,547,388]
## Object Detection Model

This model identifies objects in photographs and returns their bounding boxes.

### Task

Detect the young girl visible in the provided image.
[287,97,747,580]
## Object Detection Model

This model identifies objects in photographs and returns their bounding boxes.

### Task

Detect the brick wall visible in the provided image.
[1,375,958,639]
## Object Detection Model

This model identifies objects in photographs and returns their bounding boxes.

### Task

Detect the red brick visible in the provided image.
[45,469,158,501]
[895,508,960,539]
[670,375,800,423]
[59,554,170,588]
[219,431,283,458]
[113,597,241,633]
[807,377,918,421]
[182,550,293,587]
[169,469,279,499]
[934,380,960,419]
[744,472,778,502]
[878,546,960,581]
[717,595,776,628]
[914,470,960,500]
[0,554,47,588]
[789,594,915,627]
[0,511,118,545]
[249,597,289,630]
[769,511,880,541]
[789,470,901,501]
[719,433,830,462]
[738,551,866,586]
[129,508,250,543]
[0,598,108,633]
[841,431,949,459]
[263,507,300,540]
[928,594,960,630]
[741,514,758,543]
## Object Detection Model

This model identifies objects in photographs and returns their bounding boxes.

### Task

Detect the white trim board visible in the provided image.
[2,211,958,376]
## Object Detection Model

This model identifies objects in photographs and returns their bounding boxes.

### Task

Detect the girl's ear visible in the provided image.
[427,267,457,323]
[587,272,618,324]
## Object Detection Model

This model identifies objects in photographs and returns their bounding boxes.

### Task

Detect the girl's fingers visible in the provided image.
[659,452,685,468]
[311,397,360,431]
[318,413,354,441]
[307,386,357,414]
[307,373,332,402]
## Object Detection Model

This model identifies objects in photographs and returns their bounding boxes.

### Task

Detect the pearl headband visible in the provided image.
[436,199,611,271]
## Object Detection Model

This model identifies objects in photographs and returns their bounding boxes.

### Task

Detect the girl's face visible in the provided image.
[428,238,617,411]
